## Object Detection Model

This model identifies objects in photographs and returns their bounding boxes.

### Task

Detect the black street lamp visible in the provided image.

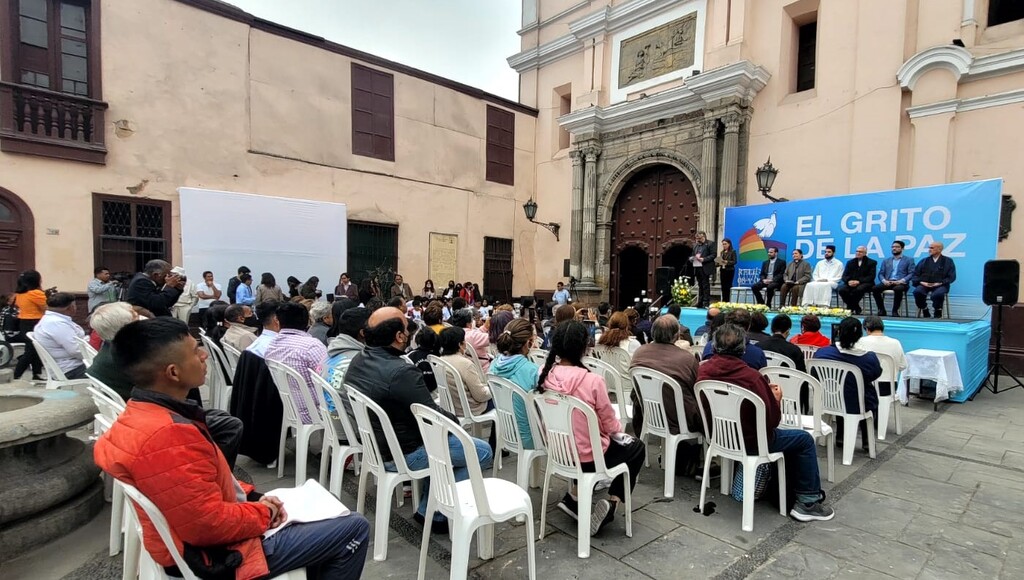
[523,198,560,241]
[756,158,787,203]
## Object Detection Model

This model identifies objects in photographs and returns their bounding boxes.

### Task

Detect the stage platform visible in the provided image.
[678,308,991,403]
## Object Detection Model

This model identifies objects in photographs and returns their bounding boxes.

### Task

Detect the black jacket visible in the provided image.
[757,334,807,373]
[913,255,957,287]
[759,258,787,285]
[842,257,878,286]
[345,346,456,460]
[229,350,282,465]
[126,273,183,317]
[692,240,717,274]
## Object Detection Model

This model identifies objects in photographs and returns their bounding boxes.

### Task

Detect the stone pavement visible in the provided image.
[3,380,1022,579]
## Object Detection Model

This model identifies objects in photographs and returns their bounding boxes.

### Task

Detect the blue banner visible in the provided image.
[723,179,1002,319]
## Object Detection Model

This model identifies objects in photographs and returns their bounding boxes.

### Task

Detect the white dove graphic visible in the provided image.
[753,211,777,239]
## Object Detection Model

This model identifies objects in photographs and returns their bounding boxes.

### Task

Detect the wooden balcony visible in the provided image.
[0,81,108,164]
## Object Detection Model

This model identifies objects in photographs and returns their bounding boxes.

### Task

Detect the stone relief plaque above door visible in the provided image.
[618,12,697,89]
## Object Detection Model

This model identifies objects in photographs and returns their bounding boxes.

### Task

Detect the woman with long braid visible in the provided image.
[538,320,646,537]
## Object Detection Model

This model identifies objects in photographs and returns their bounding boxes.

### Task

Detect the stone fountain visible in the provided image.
[0,385,104,560]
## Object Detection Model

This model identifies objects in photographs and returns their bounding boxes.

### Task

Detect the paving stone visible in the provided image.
[916,539,1005,580]
[364,534,449,578]
[970,481,1024,514]
[909,430,969,454]
[749,543,898,580]
[833,488,919,539]
[793,522,928,578]
[1002,450,1024,469]
[641,487,789,550]
[960,435,1020,463]
[1000,543,1024,580]
[961,495,1024,539]
[887,448,961,483]
[934,415,1008,439]
[947,461,1024,492]
[899,512,1011,559]
[621,525,741,578]
[859,468,974,521]
[470,530,653,579]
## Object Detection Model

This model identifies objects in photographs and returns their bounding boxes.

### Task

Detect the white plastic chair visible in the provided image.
[221,342,242,379]
[198,334,232,411]
[26,332,91,390]
[347,387,428,561]
[464,345,488,384]
[411,404,537,580]
[591,345,631,392]
[582,356,632,421]
[629,367,703,498]
[85,381,130,565]
[487,376,547,490]
[764,350,796,368]
[873,352,902,440]
[694,380,787,532]
[760,367,835,482]
[427,356,459,416]
[118,481,306,580]
[427,355,496,439]
[535,390,633,558]
[798,344,819,362]
[266,359,326,486]
[74,336,98,367]
[308,373,362,498]
[807,359,877,465]
[527,348,549,366]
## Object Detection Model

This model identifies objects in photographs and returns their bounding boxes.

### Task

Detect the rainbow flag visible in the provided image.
[738,228,768,262]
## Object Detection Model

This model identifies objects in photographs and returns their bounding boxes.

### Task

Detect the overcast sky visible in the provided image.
[221,0,522,100]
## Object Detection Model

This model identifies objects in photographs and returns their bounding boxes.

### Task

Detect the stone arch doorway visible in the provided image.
[0,187,34,293]
[609,164,698,309]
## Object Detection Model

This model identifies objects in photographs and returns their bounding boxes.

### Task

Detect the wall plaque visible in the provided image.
[618,12,697,89]
[429,233,458,286]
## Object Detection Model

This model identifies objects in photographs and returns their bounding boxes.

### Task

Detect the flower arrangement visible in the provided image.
[709,302,770,314]
[670,276,698,307]
[778,305,852,318]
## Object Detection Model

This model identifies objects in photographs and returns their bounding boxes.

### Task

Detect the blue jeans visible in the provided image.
[392,434,493,522]
[263,514,370,579]
[768,428,822,505]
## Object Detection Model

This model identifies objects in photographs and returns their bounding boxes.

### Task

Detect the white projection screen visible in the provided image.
[178,188,346,292]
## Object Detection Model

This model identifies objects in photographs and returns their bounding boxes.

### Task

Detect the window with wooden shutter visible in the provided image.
[93,194,171,275]
[351,63,395,161]
[795,20,817,93]
[483,237,513,303]
[486,105,514,186]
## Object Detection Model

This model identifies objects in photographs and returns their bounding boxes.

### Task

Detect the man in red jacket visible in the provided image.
[697,323,835,522]
[95,318,369,579]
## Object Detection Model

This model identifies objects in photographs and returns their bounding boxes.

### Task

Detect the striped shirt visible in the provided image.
[264,329,328,423]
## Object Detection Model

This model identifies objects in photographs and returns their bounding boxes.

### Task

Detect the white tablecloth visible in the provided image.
[898,349,964,404]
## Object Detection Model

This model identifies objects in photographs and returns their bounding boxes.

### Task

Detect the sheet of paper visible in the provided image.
[262,479,350,539]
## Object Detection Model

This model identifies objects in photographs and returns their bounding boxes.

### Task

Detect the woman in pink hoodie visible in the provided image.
[538,320,646,536]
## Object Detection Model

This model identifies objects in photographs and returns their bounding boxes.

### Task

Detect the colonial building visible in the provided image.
[0,0,537,301]
[512,0,1024,307]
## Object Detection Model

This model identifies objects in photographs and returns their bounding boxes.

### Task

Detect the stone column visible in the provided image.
[595,221,612,294]
[718,112,742,237]
[569,149,584,280]
[580,144,601,289]
[699,117,719,236]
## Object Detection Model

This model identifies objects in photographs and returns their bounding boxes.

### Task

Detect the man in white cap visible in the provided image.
[170,266,197,324]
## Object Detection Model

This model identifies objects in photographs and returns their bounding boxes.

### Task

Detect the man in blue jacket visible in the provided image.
[872,241,915,316]
[912,242,956,318]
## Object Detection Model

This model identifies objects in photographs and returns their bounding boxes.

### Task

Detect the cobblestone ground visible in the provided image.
[4,380,1022,579]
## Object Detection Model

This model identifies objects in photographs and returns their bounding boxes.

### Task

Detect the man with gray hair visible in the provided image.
[33,292,87,379]
[87,302,138,400]
[629,314,701,465]
[308,301,333,346]
[838,245,877,315]
[222,304,257,351]
[126,259,185,317]
[697,324,834,522]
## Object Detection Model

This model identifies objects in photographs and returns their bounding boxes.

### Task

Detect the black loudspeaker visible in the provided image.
[983,260,1020,305]
[655,267,676,297]
[563,259,571,278]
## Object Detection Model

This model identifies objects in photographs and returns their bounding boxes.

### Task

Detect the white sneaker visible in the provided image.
[595,478,613,491]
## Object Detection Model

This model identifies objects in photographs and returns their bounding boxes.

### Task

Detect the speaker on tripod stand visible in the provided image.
[983,260,1023,394]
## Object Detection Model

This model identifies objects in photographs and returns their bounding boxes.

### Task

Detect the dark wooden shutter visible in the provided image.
[93,194,171,274]
[347,222,398,287]
[351,63,394,161]
[483,236,513,303]
[796,21,817,93]
[486,105,514,186]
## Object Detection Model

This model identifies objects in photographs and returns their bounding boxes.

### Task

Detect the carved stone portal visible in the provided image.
[618,12,697,88]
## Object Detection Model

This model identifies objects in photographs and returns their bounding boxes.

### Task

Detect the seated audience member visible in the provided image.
[326,298,357,339]
[597,301,612,328]
[171,267,197,324]
[308,301,333,346]
[790,314,832,348]
[203,303,228,347]
[299,276,321,300]
[450,308,492,372]
[597,312,641,354]
[222,304,257,352]
[694,306,721,339]
[438,327,492,418]
[88,302,139,400]
[624,307,648,345]
[540,321,646,535]
[264,302,329,424]
[813,317,882,447]
[665,305,695,345]
[487,310,515,345]
[747,311,772,343]
[698,324,835,521]
[757,314,807,373]
[629,315,701,474]
[126,260,185,318]
[94,318,369,579]
[345,307,492,533]
[855,316,908,396]
[489,318,540,449]
[33,292,87,379]
[286,276,302,299]
[422,303,445,335]
[407,326,440,393]
[324,307,370,391]
[246,300,282,358]
[702,309,767,370]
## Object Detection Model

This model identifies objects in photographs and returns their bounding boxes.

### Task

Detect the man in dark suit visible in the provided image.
[871,240,915,316]
[835,247,876,315]
[691,231,717,308]
[752,247,786,306]
[912,241,957,318]
[838,245,877,314]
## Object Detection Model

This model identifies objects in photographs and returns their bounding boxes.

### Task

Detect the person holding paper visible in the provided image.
[95,318,369,580]
[691,231,717,308]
